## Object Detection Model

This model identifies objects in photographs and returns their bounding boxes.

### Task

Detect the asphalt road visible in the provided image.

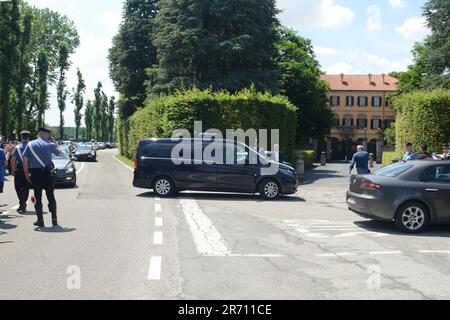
[1,150,450,300]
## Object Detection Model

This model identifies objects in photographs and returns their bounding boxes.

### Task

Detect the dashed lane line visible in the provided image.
[153,231,163,245]
[155,217,163,227]
[148,256,162,280]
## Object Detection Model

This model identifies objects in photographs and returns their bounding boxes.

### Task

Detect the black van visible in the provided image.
[132,138,298,200]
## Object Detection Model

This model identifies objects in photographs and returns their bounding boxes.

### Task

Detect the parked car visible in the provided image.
[52,150,77,187]
[74,144,97,161]
[347,161,450,233]
[133,138,298,200]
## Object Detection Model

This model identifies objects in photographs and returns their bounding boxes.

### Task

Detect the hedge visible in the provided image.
[382,151,401,167]
[393,89,450,154]
[118,88,298,163]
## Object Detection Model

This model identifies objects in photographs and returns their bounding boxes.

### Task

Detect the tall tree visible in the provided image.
[108,96,116,142]
[84,100,93,141]
[72,69,86,140]
[101,92,109,141]
[423,0,450,88]
[108,0,158,118]
[0,0,21,137]
[93,82,103,140]
[36,48,49,130]
[149,0,280,96]
[276,28,332,142]
[57,42,70,139]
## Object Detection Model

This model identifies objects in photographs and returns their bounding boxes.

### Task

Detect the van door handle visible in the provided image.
[426,188,439,192]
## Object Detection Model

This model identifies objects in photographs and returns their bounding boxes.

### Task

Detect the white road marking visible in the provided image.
[155,217,163,227]
[179,199,231,256]
[155,197,161,201]
[155,203,162,214]
[10,205,20,211]
[316,253,355,257]
[369,251,403,256]
[76,162,85,175]
[153,231,163,245]
[113,153,134,172]
[148,256,162,280]
[418,250,450,254]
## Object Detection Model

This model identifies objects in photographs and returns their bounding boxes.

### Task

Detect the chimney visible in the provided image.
[368,73,373,85]
[340,73,345,84]
[382,73,386,84]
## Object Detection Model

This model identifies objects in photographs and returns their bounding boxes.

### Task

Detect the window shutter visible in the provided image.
[371,119,374,129]
[337,97,341,106]
[351,118,354,127]
[356,119,360,127]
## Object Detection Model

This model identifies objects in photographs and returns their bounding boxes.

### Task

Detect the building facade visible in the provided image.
[319,74,398,162]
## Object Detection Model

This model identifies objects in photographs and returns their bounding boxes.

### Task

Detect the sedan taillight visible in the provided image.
[134,159,138,172]
[360,182,382,190]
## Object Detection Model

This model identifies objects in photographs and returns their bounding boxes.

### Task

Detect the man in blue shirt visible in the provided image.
[23,128,61,227]
[350,145,370,175]
[403,142,418,162]
[11,131,31,213]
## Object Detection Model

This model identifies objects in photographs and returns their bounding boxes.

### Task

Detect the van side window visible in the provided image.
[141,143,160,158]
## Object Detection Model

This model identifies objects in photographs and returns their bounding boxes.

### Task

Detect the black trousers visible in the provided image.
[14,169,30,209]
[30,169,57,222]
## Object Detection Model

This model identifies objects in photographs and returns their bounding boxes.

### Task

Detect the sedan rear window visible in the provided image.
[374,163,414,177]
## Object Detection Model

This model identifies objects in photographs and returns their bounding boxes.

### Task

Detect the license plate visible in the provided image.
[347,198,357,205]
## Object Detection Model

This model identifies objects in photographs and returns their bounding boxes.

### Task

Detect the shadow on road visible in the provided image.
[301,170,345,185]
[355,220,450,237]
[137,191,306,203]
[34,226,77,233]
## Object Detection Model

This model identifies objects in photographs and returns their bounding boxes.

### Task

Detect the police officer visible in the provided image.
[22,128,61,227]
[10,130,31,213]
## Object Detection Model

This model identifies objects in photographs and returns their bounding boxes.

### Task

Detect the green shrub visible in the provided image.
[118,88,298,163]
[294,150,315,169]
[393,89,450,154]
[382,151,401,167]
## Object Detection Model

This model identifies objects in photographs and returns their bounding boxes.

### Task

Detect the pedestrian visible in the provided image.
[22,127,62,227]
[349,145,370,175]
[403,142,418,162]
[418,144,432,160]
[0,143,7,210]
[10,131,31,213]
[442,144,450,160]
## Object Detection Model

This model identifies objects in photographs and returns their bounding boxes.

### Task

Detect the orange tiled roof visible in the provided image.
[320,74,398,91]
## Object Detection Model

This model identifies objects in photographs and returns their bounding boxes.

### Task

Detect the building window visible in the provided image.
[372,96,382,107]
[356,118,368,129]
[346,96,354,106]
[371,119,382,130]
[384,119,395,129]
[358,96,368,107]
[330,96,340,106]
[385,99,390,107]
[343,117,353,127]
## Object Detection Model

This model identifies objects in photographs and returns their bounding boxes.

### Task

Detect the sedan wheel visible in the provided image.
[154,177,175,197]
[395,202,430,233]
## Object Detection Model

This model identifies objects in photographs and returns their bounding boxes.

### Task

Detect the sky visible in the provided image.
[26,0,429,127]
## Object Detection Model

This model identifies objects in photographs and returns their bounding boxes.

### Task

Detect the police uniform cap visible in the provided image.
[20,130,31,135]
[38,127,51,133]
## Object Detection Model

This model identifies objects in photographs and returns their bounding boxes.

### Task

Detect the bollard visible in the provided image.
[369,153,374,168]
[320,151,326,166]
[296,155,305,178]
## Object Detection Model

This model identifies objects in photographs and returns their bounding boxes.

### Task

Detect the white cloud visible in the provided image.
[98,11,122,34]
[388,0,405,8]
[319,0,356,30]
[325,62,355,74]
[277,0,355,30]
[315,46,340,57]
[366,5,382,32]
[396,16,430,40]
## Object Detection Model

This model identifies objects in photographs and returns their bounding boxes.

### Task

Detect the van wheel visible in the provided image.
[394,202,430,233]
[153,177,176,197]
[259,179,281,200]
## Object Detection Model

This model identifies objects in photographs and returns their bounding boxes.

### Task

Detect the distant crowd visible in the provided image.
[403,142,450,162]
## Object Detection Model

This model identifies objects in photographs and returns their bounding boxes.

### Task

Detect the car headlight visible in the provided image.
[66,167,74,173]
